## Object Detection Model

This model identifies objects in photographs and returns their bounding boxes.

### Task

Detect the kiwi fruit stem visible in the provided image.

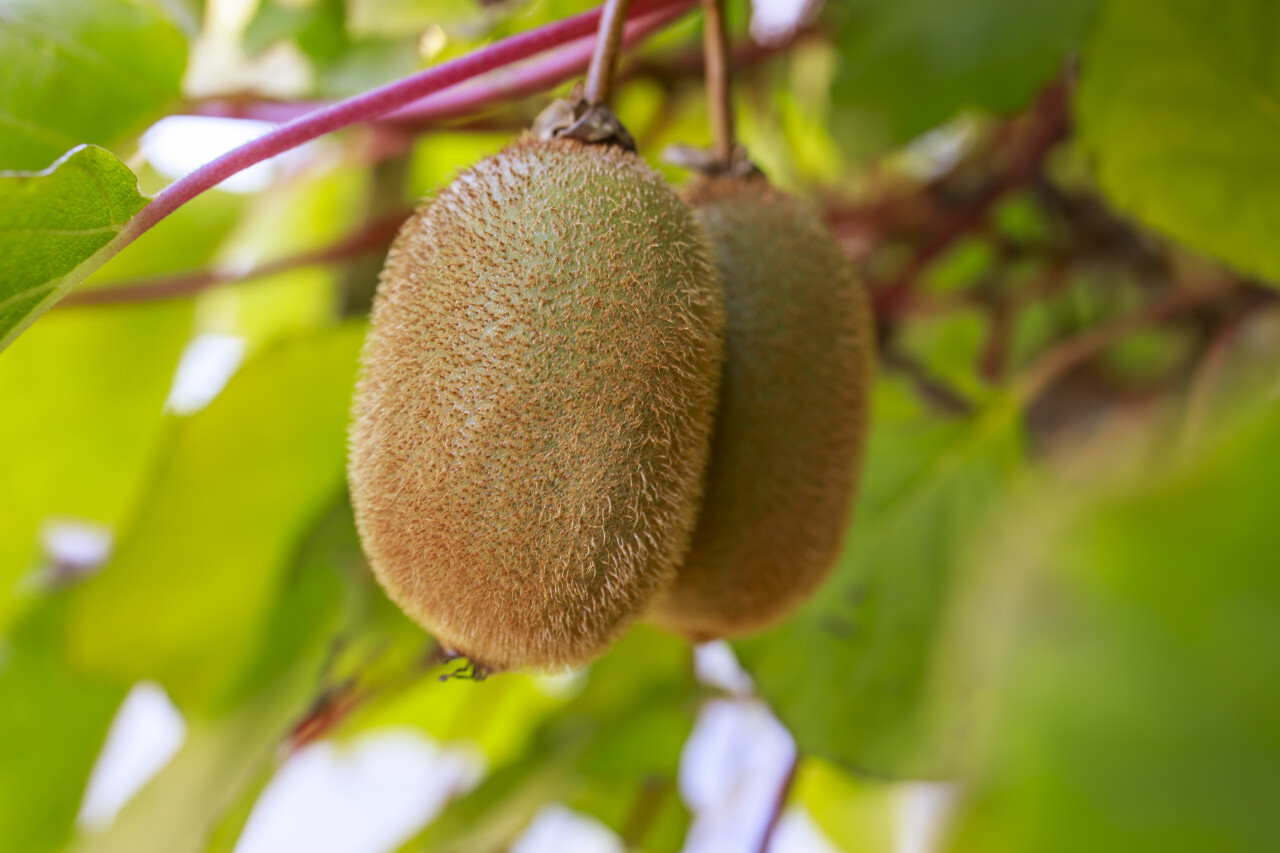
[549,0,639,151]
[700,0,735,167]
[585,0,634,106]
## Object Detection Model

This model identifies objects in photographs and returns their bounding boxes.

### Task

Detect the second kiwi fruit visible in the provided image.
[649,172,876,640]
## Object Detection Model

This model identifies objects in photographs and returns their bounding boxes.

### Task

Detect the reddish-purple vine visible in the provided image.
[117,0,695,249]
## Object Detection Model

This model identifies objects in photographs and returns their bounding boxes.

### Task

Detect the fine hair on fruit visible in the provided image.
[349,135,725,672]
[649,173,875,640]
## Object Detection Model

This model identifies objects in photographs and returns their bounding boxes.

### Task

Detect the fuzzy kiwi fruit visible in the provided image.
[348,136,724,673]
[649,174,875,640]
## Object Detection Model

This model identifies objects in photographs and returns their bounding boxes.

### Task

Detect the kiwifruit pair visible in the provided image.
[348,131,872,673]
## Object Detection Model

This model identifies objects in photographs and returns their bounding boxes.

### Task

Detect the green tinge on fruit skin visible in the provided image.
[649,176,876,640]
[348,137,725,673]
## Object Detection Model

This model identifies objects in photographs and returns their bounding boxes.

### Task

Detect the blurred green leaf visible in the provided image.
[409,133,510,198]
[402,737,580,853]
[735,379,1024,777]
[72,679,304,853]
[1078,0,1280,283]
[196,165,369,352]
[245,0,417,97]
[832,0,1097,143]
[921,239,997,294]
[0,145,150,350]
[0,0,187,170]
[347,0,479,38]
[945,401,1280,853]
[898,309,991,400]
[792,758,896,852]
[72,500,363,853]
[404,628,697,852]
[0,600,127,853]
[243,0,343,61]
[66,324,364,711]
[0,299,191,630]
[349,669,563,768]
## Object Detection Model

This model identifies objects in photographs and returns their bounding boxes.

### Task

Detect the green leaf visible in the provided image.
[244,0,417,97]
[83,179,244,289]
[349,669,564,768]
[833,0,1098,142]
[0,0,187,170]
[734,379,1024,777]
[194,164,367,353]
[244,0,346,62]
[1078,0,1280,283]
[71,501,361,853]
[946,402,1280,853]
[0,145,149,350]
[0,298,191,630]
[347,0,477,38]
[72,669,321,853]
[0,600,127,853]
[66,323,364,711]
[404,628,697,852]
[792,758,896,852]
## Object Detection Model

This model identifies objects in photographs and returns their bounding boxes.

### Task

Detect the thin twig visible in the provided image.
[585,0,635,105]
[701,0,735,165]
[879,347,977,417]
[756,754,799,853]
[61,212,409,307]
[1181,306,1254,447]
[871,75,1072,317]
[1013,283,1239,405]
[979,300,1015,384]
[620,777,671,849]
[340,150,413,316]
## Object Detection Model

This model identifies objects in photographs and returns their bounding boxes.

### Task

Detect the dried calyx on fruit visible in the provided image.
[348,94,724,674]
[648,163,876,641]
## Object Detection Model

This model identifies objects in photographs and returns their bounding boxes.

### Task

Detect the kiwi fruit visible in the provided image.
[649,174,875,640]
[348,136,724,673]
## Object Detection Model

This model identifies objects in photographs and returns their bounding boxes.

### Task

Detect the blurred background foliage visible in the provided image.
[2,0,1279,851]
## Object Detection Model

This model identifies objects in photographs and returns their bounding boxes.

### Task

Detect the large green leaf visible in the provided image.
[0,298,191,630]
[0,600,127,853]
[71,501,362,853]
[0,0,187,170]
[945,402,1280,853]
[66,323,364,711]
[403,627,697,852]
[1078,0,1280,283]
[734,379,1024,777]
[348,667,564,769]
[71,678,308,853]
[0,145,149,350]
[833,0,1098,142]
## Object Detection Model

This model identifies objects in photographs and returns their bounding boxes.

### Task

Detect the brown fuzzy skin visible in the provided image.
[649,176,875,640]
[348,137,724,672]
